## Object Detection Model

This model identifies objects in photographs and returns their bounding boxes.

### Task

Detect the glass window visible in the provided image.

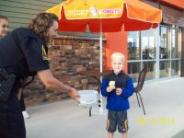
[160,26,170,59]
[171,27,180,58]
[128,62,141,82]
[171,60,179,76]
[128,24,181,81]
[160,61,170,78]
[128,32,140,60]
[143,61,156,80]
[141,30,156,60]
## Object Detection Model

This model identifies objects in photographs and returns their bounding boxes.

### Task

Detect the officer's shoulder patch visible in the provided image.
[41,45,48,61]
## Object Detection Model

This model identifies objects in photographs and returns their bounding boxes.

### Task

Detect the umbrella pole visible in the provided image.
[99,20,104,114]
[100,29,103,73]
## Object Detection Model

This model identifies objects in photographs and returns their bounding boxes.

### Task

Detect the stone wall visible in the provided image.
[24,37,105,106]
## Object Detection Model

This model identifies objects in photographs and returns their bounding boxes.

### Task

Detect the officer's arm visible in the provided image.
[37,69,79,99]
[19,37,79,100]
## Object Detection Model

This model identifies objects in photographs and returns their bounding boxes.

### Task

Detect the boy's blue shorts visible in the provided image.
[106,110,128,133]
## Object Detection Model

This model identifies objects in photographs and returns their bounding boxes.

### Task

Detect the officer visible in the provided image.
[0,13,79,138]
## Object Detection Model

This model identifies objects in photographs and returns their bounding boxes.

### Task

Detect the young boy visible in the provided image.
[101,52,134,138]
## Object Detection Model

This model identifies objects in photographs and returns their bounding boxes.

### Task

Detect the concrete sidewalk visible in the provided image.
[25,78,184,138]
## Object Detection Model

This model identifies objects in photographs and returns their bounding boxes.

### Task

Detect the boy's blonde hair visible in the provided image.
[111,52,125,62]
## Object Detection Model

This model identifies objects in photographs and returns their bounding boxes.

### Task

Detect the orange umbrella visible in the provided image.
[47,0,162,32]
[47,0,162,73]
[47,0,162,113]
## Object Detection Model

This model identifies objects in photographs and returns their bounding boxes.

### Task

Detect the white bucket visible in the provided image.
[79,90,98,106]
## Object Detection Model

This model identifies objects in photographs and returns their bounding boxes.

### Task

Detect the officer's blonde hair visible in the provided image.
[28,13,58,42]
[111,52,125,63]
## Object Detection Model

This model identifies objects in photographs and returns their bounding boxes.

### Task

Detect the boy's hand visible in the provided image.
[106,86,114,93]
[116,88,123,95]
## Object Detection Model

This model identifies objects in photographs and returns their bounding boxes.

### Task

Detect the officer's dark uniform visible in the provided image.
[0,28,49,138]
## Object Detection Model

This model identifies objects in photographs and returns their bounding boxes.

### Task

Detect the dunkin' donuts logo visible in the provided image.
[67,6,122,17]
[100,9,122,14]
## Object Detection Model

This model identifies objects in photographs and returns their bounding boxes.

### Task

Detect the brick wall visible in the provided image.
[24,37,105,106]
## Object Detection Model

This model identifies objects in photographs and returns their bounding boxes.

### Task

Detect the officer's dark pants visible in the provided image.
[0,93,26,138]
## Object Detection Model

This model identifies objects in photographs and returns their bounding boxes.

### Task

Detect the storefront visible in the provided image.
[128,24,182,81]
[105,0,184,82]
[130,0,184,82]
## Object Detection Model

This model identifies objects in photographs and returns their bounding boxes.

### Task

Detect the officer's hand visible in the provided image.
[116,88,123,95]
[68,88,80,102]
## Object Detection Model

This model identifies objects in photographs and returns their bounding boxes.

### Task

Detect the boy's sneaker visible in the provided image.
[22,110,30,119]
